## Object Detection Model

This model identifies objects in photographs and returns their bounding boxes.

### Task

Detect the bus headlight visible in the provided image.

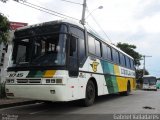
[45,78,62,84]
[51,79,56,83]
[6,79,14,83]
[46,79,50,83]
[11,79,14,83]
[56,79,62,83]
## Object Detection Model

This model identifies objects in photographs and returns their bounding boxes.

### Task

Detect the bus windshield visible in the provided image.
[143,77,156,85]
[12,24,67,68]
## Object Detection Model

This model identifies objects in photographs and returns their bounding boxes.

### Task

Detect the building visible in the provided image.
[0,22,28,83]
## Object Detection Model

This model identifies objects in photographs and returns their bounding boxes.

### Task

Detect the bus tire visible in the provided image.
[83,80,95,107]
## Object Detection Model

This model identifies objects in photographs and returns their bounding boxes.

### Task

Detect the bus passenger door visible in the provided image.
[68,35,79,77]
[67,35,79,100]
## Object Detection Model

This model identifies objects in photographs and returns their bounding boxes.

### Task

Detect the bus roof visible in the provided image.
[16,19,133,60]
[143,75,156,78]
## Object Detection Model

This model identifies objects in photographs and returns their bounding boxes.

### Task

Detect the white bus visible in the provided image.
[5,20,136,106]
[142,75,157,91]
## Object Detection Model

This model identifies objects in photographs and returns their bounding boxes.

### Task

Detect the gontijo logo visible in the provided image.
[90,61,99,72]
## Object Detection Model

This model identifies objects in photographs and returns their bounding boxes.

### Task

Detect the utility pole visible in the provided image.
[80,0,87,25]
[142,55,152,76]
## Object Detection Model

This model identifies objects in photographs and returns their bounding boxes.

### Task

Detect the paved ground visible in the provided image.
[0,98,36,109]
[0,98,31,105]
[0,90,160,120]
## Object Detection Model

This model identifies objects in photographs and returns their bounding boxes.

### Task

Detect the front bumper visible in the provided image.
[6,85,69,102]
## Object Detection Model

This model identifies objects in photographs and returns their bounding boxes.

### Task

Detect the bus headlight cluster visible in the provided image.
[45,79,62,84]
[6,79,15,83]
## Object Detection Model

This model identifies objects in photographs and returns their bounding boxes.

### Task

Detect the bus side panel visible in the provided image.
[104,75,119,94]
[101,60,119,94]
[130,78,136,90]
[114,65,127,92]
[116,77,127,92]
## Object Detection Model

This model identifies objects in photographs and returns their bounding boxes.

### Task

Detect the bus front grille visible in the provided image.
[17,79,41,84]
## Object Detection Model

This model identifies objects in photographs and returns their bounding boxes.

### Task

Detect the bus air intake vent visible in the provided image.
[17,79,41,84]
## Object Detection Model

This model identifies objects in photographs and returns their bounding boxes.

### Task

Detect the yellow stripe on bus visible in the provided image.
[114,65,120,76]
[116,77,128,92]
[43,70,56,78]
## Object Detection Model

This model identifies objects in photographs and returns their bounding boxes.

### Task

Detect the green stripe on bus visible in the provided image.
[34,71,45,78]
[100,60,119,94]
[100,60,114,74]
[104,75,118,93]
[27,71,45,78]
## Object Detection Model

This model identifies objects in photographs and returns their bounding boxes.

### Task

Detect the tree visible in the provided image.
[116,42,142,67]
[136,69,149,79]
[0,13,10,43]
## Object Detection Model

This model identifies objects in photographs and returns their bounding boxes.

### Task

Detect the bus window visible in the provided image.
[88,35,96,55]
[95,39,101,57]
[102,43,107,59]
[120,53,126,66]
[102,43,112,60]
[130,59,134,69]
[125,56,131,68]
[107,46,112,60]
[16,45,27,63]
[112,48,119,64]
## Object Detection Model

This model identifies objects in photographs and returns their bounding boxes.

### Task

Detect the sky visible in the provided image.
[0,0,160,77]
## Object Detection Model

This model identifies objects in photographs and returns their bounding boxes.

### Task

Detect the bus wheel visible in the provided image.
[83,80,95,107]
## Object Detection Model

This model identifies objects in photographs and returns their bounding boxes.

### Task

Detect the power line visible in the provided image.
[86,8,112,43]
[61,0,82,5]
[25,1,79,20]
[17,2,66,19]
[90,14,112,43]
[86,22,100,36]
[14,1,79,21]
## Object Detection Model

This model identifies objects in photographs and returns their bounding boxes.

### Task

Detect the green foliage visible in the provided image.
[116,42,142,66]
[0,13,10,43]
[136,69,149,79]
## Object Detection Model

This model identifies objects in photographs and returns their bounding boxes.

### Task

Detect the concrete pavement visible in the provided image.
[0,90,160,120]
[0,98,36,108]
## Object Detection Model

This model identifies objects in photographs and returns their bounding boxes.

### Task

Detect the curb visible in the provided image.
[0,100,37,109]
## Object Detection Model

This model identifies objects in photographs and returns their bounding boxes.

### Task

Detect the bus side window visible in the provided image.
[102,43,112,60]
[112,48,119,64]
[102,43,107,59]
[120,53,126,66]
[88,35,96,55]
[95,39,101,57]
[107,45,112,60]
[130,59,134,69]
[125,56,131,68]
